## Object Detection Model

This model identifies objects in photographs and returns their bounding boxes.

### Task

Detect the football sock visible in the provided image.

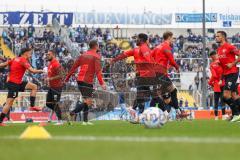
[30,96,36,107]
[0,113,6,123]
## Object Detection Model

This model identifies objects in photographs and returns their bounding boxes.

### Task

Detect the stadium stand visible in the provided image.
[0,36,15,58]
[1,24,240,109]
[178,91,196,107]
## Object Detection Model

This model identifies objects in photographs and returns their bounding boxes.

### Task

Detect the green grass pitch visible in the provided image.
[0,120,240,160]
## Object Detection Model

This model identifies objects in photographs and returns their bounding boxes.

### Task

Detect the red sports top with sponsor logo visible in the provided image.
[112,43,155,77]
[217,42,239,75]
[48,58,64,88]
[8,57,31,84]
[208,60,224,92]
[65,50,104,85]
[151,41,179,75]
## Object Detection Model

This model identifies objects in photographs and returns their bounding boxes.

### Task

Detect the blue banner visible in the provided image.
[175,13,217,23]
[223,21,232,27]
[0,12,73,26]
[74,12,172,25]
[220,14,240,21]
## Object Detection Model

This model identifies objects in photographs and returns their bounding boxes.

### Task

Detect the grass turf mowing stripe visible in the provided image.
[1,135,240,144]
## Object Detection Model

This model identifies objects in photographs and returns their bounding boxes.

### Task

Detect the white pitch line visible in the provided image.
[53,136,240,144]
[1,136,240,144]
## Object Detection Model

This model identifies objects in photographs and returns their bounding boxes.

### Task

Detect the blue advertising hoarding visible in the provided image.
[175,13,217,23]
[0,12,73,26]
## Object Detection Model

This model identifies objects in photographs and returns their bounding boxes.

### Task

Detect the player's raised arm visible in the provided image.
[17,48,44,74]
[65,55,82,82]
[27,67,44,74]
[164,48,179,72]
[111,49,134,64]
[0,61,10,68]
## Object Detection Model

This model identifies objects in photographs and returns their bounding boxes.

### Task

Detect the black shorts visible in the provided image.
[77,81,94,98]
[46,88,62,104]
[136,77,156,102]
[7,81,28,98]
[223,73,238,92]
[156,73,173,94]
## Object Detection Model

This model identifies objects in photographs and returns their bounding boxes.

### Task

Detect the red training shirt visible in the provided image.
[65,50,104,85]
[151,41,179,75]
[48,58,64,88]
[208,60,224,92]
[217,42,239,75]
[112,43,155,77]
[8,57,31,84]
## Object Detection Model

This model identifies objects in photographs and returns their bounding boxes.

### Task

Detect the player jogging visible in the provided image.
[45,50,65,125]
[65,40,106,125]
[208,51,227,120]
[151,31,184,117]
[216,31,240,122]
[0,47,44,126]
[111,33,156,114]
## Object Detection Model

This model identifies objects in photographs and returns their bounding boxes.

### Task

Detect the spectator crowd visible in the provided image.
[0,25,240,91]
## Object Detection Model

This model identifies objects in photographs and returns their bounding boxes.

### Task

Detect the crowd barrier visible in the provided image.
[3,110,232,122]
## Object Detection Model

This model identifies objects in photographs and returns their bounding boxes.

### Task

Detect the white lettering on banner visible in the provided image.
[47,13,53,25]
[144,14,151,24]
[125,13,128,24]
[0,12,72,26]
[129,14,139,24]
[0,14,3,25]
[77,13,85,24]
[114,13,122,24]
[159,16,170,24]
[94,12,98,24]
[56,14,68,25]
[0,14,9,25]
[64,14,69,25]
[3,14,9,25]
[220,14,240,21]
[33,13,43,25]
[74,12,172,25]
[20,13,30,25]
[155,15,163,25]
[152,15,157,24]
[87,13,94,24]
[104,13,111,24]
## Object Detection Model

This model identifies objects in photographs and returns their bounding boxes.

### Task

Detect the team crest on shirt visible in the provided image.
[222,49,227,53]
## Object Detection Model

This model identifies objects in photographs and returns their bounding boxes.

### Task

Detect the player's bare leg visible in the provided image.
[25,82,42,111]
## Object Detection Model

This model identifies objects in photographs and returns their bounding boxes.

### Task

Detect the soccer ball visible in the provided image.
[141,107,167,128]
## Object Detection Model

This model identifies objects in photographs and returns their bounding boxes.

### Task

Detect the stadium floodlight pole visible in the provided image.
[201,0,208,109]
